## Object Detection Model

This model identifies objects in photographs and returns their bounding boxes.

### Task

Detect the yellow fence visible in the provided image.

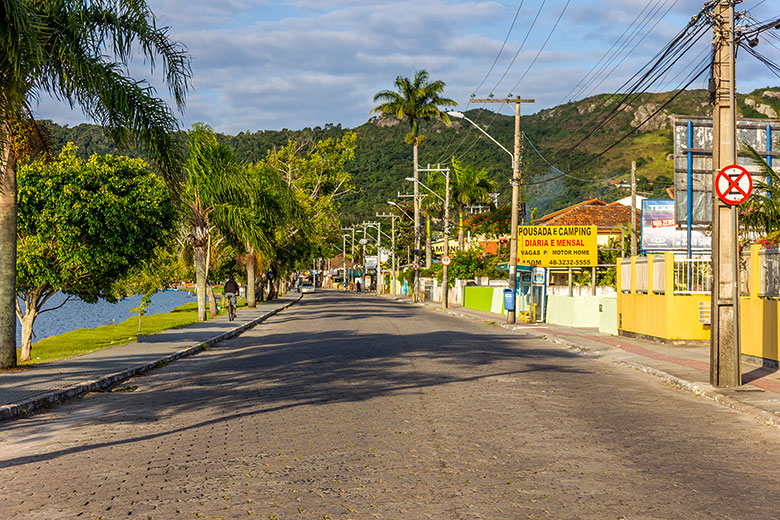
[617,252,710,342]
[618,245,780,363]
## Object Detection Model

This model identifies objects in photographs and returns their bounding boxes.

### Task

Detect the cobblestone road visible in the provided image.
[2,292,780,519]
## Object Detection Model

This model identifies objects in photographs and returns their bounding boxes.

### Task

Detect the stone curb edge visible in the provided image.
[387,294,780,429]
[0,295,302,422]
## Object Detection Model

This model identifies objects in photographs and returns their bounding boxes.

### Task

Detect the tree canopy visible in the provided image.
[16,144,176,361]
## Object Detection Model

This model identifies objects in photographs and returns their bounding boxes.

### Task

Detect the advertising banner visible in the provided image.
[518,225,598,267]
[641,199,711,252]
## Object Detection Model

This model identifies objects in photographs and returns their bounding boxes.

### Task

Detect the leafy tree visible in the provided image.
[15,144,176,362]
[263,133,356,290]
[0,0,191,368]
[371,70,456,291]
[451,158,497,248]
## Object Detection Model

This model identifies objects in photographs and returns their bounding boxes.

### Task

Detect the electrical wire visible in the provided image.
[522,56,712,186]
[507,0,572,94]
[471,1,526,98]
[487,0,548,97]
[567,0,681,105]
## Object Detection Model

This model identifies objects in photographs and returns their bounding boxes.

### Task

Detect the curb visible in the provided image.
[391,294,780,429]
[0,295,301,422]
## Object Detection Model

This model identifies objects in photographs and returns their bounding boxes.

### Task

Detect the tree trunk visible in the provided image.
[258,275,266,303]
[19,306,38,363]
[0,130,19,368]
[246,248,256,307]
[194,244,208,321]
[425,216,432,268]
[458,211,465,250]
[208,285,218,317]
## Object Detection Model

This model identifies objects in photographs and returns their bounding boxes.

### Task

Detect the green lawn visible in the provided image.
[22,296,247,366]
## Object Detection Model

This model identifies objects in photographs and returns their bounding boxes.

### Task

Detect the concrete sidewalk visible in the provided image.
[0,294,301,421]
[397,295,780,428]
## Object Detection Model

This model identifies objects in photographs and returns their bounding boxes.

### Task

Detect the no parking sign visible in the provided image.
[715,165,753,205]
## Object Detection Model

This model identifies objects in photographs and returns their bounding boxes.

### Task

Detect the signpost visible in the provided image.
[518,225,598,267]
[715,165,753,205]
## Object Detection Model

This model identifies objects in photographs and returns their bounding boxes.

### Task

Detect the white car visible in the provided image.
[300,282,315,294]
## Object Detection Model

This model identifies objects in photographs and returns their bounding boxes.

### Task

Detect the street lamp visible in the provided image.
[447,110,519,324]
[388,200,413,221]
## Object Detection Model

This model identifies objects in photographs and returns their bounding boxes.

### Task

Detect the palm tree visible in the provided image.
[371,70,456,293]
[451,158,497,249]
[0,0,191,368]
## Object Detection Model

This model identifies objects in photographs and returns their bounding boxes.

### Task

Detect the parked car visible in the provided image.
[300,282,315,294]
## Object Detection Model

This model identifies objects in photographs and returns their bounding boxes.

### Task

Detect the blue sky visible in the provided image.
[34,0,780,134]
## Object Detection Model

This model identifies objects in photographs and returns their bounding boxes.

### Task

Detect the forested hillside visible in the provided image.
[46,87,780,221]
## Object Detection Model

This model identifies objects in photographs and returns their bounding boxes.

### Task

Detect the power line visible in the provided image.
[508,0,572,94]
[487,0,548,97]
[471,1,526,97]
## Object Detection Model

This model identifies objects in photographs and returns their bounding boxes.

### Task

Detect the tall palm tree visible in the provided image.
[0,0,191,368]
[371,70,456,293]
[451,158,497,249]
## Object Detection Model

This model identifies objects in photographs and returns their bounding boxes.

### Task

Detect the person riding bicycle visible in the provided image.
[224,275,240,316]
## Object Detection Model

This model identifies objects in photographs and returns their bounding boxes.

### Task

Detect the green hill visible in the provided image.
[45,86,780,221]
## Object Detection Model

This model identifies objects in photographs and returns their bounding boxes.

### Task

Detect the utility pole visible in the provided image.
[472,96,534,324]
[351,227,355,290]
[710,0,741,387]
[631,160,637,257]
[442,166,451,309]
[377,213,398,296]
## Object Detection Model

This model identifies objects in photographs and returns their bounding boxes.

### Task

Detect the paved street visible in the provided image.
[2,291,780,519]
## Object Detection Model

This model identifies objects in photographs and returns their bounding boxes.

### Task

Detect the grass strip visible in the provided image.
[23,298,247,366]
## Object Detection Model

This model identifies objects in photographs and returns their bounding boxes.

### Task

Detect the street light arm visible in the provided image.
[448,111,514,165]
[403,177,445,203]
[387,201,413,221]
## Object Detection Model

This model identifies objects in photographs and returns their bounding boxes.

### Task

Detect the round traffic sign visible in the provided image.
[715,165,753,205]
[412,262,419,270]
[441,255,451,266]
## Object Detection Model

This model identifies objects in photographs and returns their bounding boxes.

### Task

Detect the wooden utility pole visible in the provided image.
[442,167,451,309]
[631,160,637,257]
[710,0,741,387]
[472,96,534,324]
[377,213,398,295]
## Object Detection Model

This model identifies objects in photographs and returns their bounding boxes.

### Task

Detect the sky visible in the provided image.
[33,0,780,135]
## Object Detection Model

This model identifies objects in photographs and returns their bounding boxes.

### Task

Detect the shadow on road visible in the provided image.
[0,292,591,469]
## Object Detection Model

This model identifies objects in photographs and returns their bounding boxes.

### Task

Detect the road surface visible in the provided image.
[2,291,779,519]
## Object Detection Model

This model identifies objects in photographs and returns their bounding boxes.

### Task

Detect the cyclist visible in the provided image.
[224,275,240,320]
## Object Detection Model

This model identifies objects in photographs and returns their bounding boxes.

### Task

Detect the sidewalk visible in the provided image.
[0,295,300,422]
[397,295,780,428]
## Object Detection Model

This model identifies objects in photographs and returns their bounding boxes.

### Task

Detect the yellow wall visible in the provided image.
[740,244,780,362]
[619,246,780,362]
[617,252,710,341]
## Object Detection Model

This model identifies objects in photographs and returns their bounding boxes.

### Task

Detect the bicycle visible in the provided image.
[225,293,236,321]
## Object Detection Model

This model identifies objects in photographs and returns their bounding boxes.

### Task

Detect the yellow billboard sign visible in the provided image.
[518,225,597,267]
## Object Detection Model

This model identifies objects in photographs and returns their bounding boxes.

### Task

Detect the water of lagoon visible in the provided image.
[15,290,194,348]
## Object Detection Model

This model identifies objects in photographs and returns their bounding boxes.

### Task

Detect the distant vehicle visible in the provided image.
[300,282,315,294]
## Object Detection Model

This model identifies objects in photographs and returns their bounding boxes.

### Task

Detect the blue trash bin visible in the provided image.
[503,288,515,312]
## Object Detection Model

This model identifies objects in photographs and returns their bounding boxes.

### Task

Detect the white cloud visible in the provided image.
[31,0,780,134]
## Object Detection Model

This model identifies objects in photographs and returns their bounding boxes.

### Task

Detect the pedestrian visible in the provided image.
[356,279,361,292]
